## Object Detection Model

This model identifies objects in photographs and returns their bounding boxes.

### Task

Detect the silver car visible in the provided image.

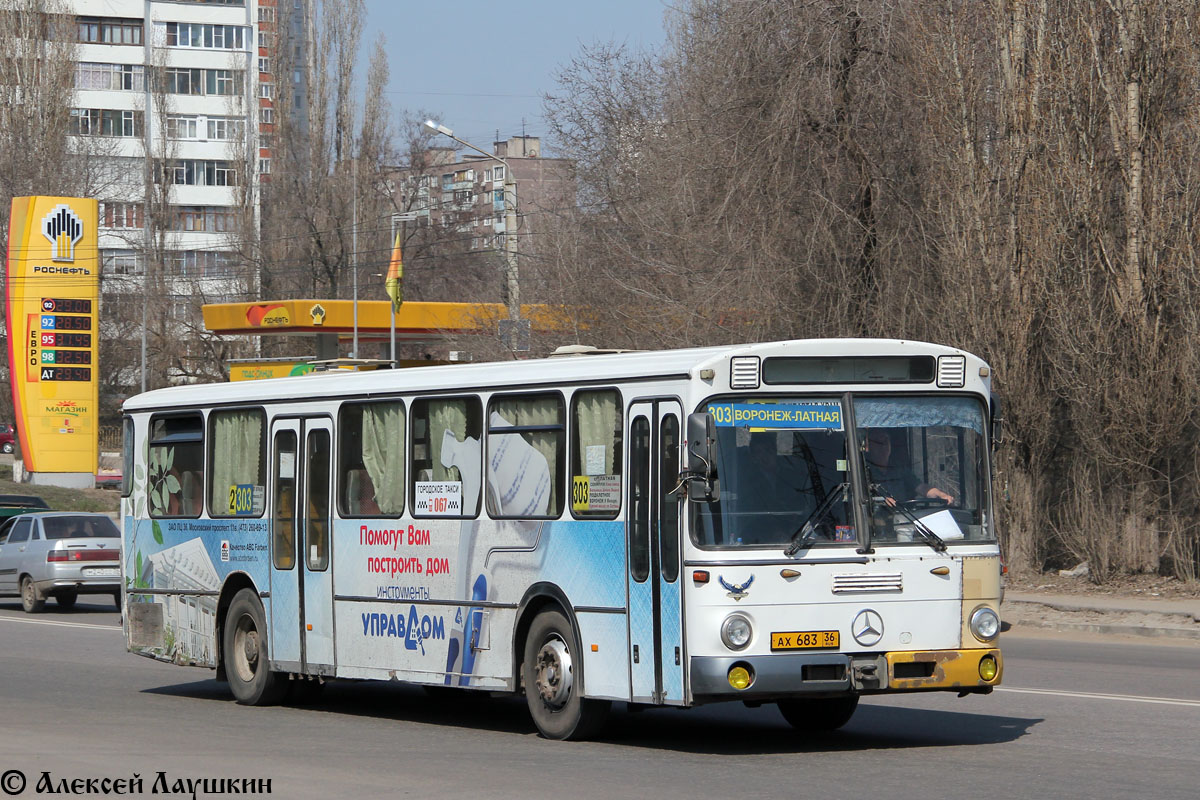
[0,512,121,613]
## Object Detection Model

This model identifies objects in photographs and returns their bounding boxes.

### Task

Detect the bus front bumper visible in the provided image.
[690,648,1002,702]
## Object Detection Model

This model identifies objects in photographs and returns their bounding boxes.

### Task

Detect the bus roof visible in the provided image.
[123,338,986,412]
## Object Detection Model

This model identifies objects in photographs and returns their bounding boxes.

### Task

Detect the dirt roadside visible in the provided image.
[1002,571,1200,643]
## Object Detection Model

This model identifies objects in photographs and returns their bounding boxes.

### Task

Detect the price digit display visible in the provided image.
[40,332,91,348]
[41,298,92,314]
[39,367,92,382]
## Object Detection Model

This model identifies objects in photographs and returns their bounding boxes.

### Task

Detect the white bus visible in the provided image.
[120,338,1003,739]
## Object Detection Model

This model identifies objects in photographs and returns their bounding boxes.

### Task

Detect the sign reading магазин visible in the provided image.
[5,197,99,475]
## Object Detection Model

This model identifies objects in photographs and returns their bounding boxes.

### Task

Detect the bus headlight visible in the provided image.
[970,606,1000,642]
[721,614,753,650]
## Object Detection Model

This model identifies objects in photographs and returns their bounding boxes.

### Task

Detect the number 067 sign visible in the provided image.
[414,481,463,516]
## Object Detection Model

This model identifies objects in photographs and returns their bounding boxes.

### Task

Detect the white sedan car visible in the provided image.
[0,512,121,612]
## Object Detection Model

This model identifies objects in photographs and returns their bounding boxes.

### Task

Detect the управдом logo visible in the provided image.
[42,204,84,263]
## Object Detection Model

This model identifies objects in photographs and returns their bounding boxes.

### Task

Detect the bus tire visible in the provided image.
[777,695,859,733]
[522,609,610,740]
[223,589,286,706]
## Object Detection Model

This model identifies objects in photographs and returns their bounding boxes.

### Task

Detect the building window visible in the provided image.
[102,249,142,275]
[258,57,270,75]
[166,115,199,140]
[258,7,275,22]
[160,160,239,187]
[208,69,242,96]
[493,165,504,181]
[164,250,238,277]
[75,63,145,92]
[101,202,143,230]
[78,18,142,46]
[165,22,248,50]
[207,117,245,141]
[258,82,274,99]
[170,206,239,233]
[70,109,144,138]
[258,158,271,175]
[258,31,273,47]
[259,107,275,124]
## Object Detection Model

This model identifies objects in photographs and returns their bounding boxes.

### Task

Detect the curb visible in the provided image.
[1003,600,1200,642]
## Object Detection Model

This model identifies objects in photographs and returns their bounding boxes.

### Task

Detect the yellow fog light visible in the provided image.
[979,655,998,682]
[728,665,754,690]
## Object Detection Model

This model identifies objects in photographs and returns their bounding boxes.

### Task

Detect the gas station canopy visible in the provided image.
[202,299,554,340]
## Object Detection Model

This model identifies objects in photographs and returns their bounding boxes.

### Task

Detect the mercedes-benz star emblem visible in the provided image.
[851,609,884,647]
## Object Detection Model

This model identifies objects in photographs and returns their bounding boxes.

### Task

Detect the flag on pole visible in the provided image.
[385,231,403,313]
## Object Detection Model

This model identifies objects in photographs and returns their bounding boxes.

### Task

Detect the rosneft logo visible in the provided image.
[42,204,84,262]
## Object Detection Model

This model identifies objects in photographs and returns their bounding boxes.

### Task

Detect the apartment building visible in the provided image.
[61,0,298,384]
[394,136,573,255]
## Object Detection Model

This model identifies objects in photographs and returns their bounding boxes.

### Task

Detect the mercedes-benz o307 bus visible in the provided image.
[120,338,1003,739]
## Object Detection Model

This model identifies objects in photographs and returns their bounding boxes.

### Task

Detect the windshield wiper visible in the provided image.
[873,484,946,552]
[784,483,847,557]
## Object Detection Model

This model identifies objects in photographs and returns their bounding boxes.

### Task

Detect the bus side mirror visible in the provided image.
[685,412,719,501]
[990,397,1003,450]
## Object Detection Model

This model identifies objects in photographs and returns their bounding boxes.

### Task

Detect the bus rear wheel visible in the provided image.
[522,609,609,740]
[777,696,859,733]
[223,589,286,706]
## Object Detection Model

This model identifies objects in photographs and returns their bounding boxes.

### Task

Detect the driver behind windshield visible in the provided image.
[864,429,954,507]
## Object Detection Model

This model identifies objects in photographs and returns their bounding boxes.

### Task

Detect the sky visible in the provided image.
[360,0,670,154]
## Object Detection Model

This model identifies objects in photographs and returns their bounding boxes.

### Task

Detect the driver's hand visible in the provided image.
[884,496,897,508]
[927,488,954,504]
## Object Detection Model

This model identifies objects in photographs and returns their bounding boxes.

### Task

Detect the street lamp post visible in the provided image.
[424,120,520,321]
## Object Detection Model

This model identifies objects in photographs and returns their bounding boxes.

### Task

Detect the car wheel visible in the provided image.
[522,609,610,740]
[1,442,13,454]
[777,696,860,733]
[222,588,285,706]
[55,592,78,610]
[20,576,45,613]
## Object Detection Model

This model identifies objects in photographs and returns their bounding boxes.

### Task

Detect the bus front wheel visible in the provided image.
[777,696,859,733]
[223,589,286,706]
[522,609,610,740]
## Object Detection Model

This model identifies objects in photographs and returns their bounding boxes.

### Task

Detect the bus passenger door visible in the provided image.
[267,417,335,675]
[268,420,302,671]
[299,418,335,674]
[627,399,685,705]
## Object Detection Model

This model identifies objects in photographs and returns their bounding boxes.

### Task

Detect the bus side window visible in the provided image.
[410,396,482,518]
[208,408,266,518]
[148,413,204,519]
[570,389,623,519]
[338,401,405,517]
[486,392,565,519]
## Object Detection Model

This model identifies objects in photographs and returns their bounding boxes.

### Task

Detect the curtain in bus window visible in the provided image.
[361,403,405,514]
[210,411,263,515]
[488,396,561,516]
[429,400,468,481]
[575,391,618,475]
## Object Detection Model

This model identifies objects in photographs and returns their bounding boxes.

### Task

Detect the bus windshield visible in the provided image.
[856,395,993,545]
[689,394,993,548]
[690,397,854,548]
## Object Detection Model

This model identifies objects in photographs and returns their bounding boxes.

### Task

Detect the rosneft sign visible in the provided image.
[5,197,99,475]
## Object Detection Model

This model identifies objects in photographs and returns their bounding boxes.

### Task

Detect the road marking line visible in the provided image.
[0,616,119,632]
[999,686,1200,708]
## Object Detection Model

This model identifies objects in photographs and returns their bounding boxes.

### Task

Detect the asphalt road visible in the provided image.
[1,600,1197,800]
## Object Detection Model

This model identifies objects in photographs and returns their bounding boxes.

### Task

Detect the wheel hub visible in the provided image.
[534,638,572,708]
